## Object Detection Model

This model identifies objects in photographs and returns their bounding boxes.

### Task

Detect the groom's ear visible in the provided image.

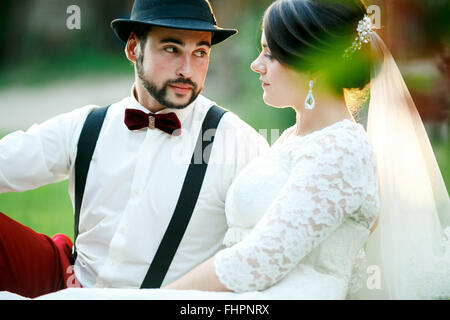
[125,33,139,63]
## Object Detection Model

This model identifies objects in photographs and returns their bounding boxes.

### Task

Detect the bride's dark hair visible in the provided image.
[263,0,373,94]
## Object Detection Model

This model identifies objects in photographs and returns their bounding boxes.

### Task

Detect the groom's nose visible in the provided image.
[176,54,194,79]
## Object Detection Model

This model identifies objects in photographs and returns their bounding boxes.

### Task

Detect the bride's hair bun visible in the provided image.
[263,0,374,94]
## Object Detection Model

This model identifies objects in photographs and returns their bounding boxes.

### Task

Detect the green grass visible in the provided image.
[0,180,74,239]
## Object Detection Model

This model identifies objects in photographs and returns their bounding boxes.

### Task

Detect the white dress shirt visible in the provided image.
[0,85,269,288]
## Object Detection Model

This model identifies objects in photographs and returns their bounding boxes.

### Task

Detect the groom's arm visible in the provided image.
[0,106,93,194]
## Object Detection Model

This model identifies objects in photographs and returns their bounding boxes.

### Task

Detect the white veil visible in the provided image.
[352,30,450,299]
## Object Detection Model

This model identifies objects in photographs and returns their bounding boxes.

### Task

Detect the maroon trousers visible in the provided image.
[0,212,80,298]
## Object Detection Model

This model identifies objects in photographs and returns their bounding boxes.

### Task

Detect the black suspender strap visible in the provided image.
[73,106,110,262]
[140,105,227,288]
[72,104,227,287]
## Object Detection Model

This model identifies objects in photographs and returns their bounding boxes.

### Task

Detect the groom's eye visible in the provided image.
[194,50,208,58]
[164,46,177,53]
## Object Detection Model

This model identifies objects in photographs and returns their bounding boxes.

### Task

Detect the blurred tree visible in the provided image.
[0,0,28,68]
[89,0,134,50]
[0,0,13,68]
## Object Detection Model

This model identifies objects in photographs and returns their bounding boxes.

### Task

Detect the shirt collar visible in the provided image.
[128,83,195,126]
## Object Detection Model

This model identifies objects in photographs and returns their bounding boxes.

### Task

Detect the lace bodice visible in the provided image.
[214,119,380,293]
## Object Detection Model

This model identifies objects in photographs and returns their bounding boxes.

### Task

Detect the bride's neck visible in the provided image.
[292,94,354,137]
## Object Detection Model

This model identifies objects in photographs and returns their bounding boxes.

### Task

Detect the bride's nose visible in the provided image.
[250,55,266,74]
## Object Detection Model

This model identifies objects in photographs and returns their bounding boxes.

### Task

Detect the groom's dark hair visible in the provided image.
[131,25,153,51]
[263,0,375,94]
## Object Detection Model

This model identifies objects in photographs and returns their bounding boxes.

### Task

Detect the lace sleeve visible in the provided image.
[214,131,370,292]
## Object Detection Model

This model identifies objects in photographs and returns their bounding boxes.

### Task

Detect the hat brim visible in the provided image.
[111,18,237,46]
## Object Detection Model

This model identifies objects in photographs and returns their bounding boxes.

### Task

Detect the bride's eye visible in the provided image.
[261,46,273,61]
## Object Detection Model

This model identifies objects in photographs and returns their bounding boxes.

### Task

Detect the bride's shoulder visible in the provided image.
[331,120,373,150]
[288,120,376,165]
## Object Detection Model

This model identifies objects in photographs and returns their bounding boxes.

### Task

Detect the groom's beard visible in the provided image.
[136,54,201,110]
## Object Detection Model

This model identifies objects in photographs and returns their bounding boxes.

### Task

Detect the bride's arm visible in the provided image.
[163,145,352,293]
[163,256,230,291]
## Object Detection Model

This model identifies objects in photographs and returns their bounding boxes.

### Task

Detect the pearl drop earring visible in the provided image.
[304,80,315,110]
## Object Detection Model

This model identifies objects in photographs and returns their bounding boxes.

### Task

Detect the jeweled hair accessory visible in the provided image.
[343,15,375,59]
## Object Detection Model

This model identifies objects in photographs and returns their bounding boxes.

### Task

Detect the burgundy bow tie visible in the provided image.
[124,108,182,136]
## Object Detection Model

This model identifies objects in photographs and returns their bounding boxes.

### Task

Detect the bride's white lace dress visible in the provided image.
[4,119,379,300]
[213,118,379,299]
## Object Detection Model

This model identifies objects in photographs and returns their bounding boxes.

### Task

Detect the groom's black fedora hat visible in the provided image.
[111,0,237,45]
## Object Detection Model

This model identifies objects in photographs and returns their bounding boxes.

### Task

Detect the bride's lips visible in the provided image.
[260,78,270,88]
[169,84,193,94]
